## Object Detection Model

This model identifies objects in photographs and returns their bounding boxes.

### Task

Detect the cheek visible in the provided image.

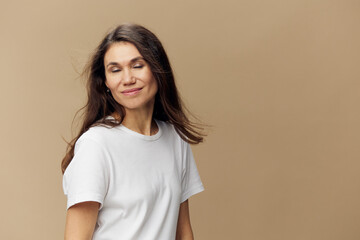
[146,72,157,89]
[105,77,118,90]
[150,78,158,93]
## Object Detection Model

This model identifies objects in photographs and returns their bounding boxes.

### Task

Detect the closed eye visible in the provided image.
[133,65,144,69]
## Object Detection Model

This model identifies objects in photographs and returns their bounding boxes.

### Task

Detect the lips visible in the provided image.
[121,88,142,95]
[121,88,142,93]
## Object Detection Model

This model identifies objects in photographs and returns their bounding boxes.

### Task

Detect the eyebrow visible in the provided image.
[106,56,144,68]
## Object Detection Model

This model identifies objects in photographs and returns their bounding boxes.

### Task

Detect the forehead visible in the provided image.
[104,42,142,66]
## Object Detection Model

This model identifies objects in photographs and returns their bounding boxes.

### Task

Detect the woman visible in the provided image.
[61,23,206,240]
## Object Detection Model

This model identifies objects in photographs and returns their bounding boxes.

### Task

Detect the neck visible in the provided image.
[113,104,158,136]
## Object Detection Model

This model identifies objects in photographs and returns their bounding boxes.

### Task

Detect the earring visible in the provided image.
[106,88,110,93]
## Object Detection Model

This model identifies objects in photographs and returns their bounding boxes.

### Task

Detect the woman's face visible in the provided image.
[104,41,158,114]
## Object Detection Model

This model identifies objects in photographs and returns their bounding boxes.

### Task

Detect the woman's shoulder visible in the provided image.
[76,123,117,146]
[156,119,179,136]
[78,119,181,143]
[156,119,188,145]
[155,119,172,130]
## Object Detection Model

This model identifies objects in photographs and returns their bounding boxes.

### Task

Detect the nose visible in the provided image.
[122,68,136,85]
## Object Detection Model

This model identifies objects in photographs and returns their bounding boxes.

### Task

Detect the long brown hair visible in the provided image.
[61,23,206,174]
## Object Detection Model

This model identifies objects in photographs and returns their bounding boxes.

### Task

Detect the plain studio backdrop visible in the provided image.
[1,0,359,239]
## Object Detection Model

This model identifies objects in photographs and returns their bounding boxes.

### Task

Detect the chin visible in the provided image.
[121,102,152,112]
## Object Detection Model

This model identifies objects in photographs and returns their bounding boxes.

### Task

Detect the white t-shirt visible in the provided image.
[62,118,205,240]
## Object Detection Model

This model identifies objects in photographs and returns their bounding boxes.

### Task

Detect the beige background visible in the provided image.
[1,0,359,239]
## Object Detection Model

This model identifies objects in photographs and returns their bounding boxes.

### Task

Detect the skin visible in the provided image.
[64,202,99,240]
[104,41,158,136]
[64,42,195,239]
[176,200,195,240]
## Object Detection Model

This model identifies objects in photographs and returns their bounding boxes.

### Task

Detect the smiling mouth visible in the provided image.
[121,88,142,95]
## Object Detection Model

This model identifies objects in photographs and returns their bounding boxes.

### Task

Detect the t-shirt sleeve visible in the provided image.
[180,142,205,203]
[62,136,109,210]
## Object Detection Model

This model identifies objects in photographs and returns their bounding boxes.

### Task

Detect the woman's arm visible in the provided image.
[64,201,100,240]
[176,199,194,240]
